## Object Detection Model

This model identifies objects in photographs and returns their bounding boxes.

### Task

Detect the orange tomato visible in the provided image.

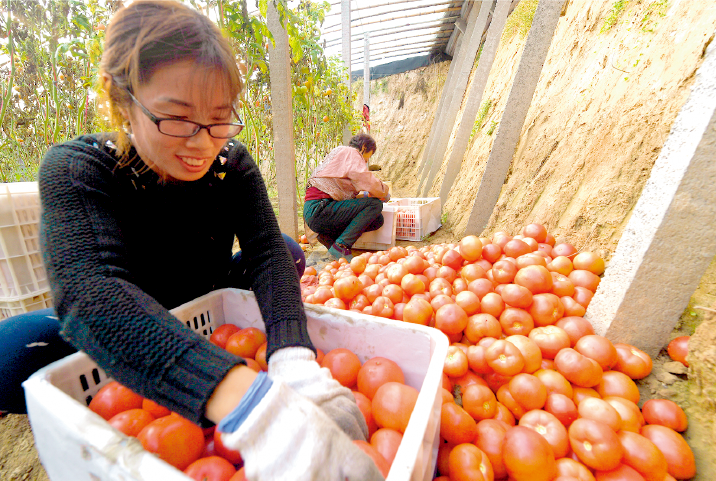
[89,381,144,421]
[321,348,361,388]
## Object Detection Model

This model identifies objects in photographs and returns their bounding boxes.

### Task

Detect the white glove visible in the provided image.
[219,377,384,481]
[268,347,369,441]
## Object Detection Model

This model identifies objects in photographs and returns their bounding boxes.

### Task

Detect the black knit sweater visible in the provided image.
[38,134,313,424]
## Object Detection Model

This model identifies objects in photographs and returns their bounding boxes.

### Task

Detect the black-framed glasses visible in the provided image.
[127,90,244,139]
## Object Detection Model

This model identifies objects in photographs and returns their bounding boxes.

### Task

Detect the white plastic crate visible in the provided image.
[353,203,398,251]
[0,182,50,299]
[24,288,449,481]
[0,290,53,319]
[389,198,442,241]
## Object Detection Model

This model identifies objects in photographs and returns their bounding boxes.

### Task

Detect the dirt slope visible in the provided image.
[360,0,716,477]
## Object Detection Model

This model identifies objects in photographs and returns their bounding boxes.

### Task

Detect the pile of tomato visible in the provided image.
[299,223,696,481]
[87,321,415,480]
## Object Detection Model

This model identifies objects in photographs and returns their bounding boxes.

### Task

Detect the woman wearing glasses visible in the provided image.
[0,2,383,479]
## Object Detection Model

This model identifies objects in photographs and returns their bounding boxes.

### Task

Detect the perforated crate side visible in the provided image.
[0,290,53,320]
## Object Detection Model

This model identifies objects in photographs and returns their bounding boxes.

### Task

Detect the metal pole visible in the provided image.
[363,33,370,111]
[341,0,352,144]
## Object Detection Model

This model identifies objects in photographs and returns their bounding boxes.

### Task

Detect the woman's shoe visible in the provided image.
[328,242,353,261]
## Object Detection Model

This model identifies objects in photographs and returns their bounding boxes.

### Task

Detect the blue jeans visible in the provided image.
[0,234,305,414]
[303,197,384,248]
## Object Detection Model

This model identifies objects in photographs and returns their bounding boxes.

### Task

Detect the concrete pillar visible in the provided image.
[439,0,511,206]
[341,0,352,145]
[415,19,468,187]
[419,0,492,197]
[463,0,564,235]
[363,33,370,109]
[267,2,297,239]
[585,38,716,358]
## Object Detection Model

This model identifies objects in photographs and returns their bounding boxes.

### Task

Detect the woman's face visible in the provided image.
[124,60,234,182]
[360,147,374,162]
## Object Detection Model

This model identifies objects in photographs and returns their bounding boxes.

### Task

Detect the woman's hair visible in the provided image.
[348,133,377,154]
[99,0,243,160]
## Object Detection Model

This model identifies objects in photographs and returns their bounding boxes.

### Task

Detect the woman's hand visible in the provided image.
[268,347,369,441]
[217,371,384,481]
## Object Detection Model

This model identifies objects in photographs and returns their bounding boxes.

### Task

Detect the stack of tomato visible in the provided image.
[299,223,696,481]
[87,322,416,480]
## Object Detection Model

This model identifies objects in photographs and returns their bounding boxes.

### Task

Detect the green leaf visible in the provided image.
[72,14,91,32]
[289,36,303,63]
[259,0,268,18]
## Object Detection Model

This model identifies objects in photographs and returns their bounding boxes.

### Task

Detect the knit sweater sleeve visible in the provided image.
[220,141,314,360]
[38,138,242,425]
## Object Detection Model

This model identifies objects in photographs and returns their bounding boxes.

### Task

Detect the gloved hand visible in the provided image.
[218,373,385,481]
[268,347,369,441]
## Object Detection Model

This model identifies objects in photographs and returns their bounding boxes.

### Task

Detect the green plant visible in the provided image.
[601,0,629,33]
[501,0,539,44]
[441,212,448,224]
[486,120,498,136]
[640,0,668,33]
[469,99,493,142]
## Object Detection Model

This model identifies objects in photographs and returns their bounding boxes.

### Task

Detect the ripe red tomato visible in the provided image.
[435,303,469,335]
[448,443,493,481]
[534,369,573,398]
[89,381,144,421]
[402,297,433,325]
[353,390,379,438]
[353,440,391,477]
[568,418,623,471]
[509,373,547,411]
[596,370,640,404]
[108,408,155,437]
[505,335,543,374]
[485,339,525,376]
[225,327,267,359]
[577,398,622,432]
[137,414,205,470]
[555,316,595,347]
[514,265,554,294]
[603,396,644,433]
[666,336,689,367]
[254,342,268,371]
[555,457,595,480]
[617,430,668,481]
[142,398,171,418]
[357,356,405,399]
[554,348,603,387]
[213,429,243,465]
[372,382,418,433]
[183,456,236,481]
[641,399,688,432]
[209,324,240,349]
[441,402,478,444]
[518,409,569,459]
[321,348,361,388]
[613,342,653,379]
[444,345,469,378]
[544,393,578,428]
[370,428,403,466]
[502,425,558,481]
[475,419,509,479]
[461,383,497,421]
[640,424,696,480]
[529,325,571,360]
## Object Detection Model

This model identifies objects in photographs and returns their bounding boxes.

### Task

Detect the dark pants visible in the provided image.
[0,234,305,414]
[303,197,384,248]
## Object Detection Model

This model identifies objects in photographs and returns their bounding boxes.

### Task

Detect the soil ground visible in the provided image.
[2,0,715,479]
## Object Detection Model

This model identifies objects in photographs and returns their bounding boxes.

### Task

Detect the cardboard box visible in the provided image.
[24,288,449,481]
